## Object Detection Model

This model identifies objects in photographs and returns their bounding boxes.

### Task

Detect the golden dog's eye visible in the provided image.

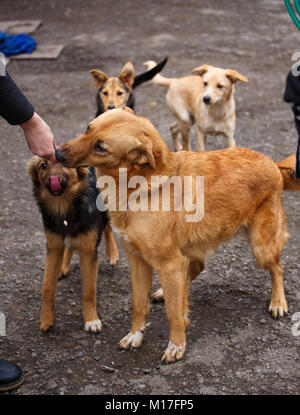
[203,82,208,87]
[40,162,47,170]
[217,84,223,89]
[103,91,108,96]
[95,140,107,153]
[117,91,123,96]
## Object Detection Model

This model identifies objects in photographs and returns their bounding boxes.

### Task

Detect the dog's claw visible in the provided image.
[58,272,69,280]
[106,248,119,266]
[152,288,164,302]
[161,341,186,364]
[119,329,145,350]
[84,319,102,333]
[40,322,53,332]
[40,309,56,332]
[268,302,288,318]
[40,318,55,332]
[108,254,119,266]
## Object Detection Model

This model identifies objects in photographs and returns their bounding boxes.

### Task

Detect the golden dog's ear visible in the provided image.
[26,157,40,183]
[119,62,135,89]
[90,69,109,88]
[76,167,89,180]
[121,106,135,115]
[86,121,96,132]
[225,69,248,83]
[127,136,156,169]
[191,64,213,76]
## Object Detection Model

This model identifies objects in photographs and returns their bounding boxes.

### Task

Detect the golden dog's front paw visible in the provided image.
[268,299,288,318]
[151,288,164,302]
[119,329,145,350]
[84,319,102,333]
[161,341,186,364]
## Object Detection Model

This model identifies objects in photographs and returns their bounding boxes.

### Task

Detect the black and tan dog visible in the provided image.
[27,156,119,333]
[90,58,167,116]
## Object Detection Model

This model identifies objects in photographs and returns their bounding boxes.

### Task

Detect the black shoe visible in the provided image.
[0,359,24,392]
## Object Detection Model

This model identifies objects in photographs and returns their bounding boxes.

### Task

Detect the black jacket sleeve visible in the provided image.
[0,71,34,125]
[283,68,300,105]
[283,69,300,178]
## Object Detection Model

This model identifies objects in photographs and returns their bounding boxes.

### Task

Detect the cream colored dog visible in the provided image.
[144,61,248,151]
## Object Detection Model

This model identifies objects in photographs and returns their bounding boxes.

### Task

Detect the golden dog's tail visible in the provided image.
[276,154,300,191]
[143,60,172,87]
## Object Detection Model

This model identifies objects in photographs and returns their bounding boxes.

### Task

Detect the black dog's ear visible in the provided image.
[26,156,40,183]
[90,69,109,89]
[119,62,135,89]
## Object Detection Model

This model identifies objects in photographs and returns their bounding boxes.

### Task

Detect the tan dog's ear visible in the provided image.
[191,64,214,76]
[90,69,109,88]
[122,106,135,115]
[119,62,135,89]
[127,136,156,169]
[225,69,248,83]
[26,157,40,183]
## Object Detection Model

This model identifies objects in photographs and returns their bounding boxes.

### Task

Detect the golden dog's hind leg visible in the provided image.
[119,251,153,350]
[40,233,65,332]
[78,244,102,333]
[59,247,74,279]
[184,259,205,328]
[248,195,289,318]
[152,258,205,305]
[188,259,205,282]
[104,224,119,266]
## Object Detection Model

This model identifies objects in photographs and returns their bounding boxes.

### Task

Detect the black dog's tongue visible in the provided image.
[50,176,61,192]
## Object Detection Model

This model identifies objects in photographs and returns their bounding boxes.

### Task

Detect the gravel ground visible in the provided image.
[0,0,299,395]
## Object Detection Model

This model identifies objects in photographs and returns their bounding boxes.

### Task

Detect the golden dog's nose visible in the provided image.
[55,148,66,163]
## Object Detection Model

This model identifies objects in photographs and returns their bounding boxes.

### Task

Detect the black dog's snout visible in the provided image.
[203,95,211,104]
[55,148,66,163]
[107,105,115,110]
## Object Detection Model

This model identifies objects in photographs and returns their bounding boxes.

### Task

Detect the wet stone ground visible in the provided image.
[0,0,299,395]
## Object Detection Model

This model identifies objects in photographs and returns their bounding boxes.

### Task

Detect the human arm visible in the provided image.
[0,71,56,162]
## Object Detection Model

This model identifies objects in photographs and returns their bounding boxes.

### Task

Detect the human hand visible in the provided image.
[20,112,57,163]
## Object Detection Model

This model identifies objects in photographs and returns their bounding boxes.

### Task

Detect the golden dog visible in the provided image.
[55,108,300,363]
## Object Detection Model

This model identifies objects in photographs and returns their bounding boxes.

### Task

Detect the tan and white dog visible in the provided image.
[144,61,248,151]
